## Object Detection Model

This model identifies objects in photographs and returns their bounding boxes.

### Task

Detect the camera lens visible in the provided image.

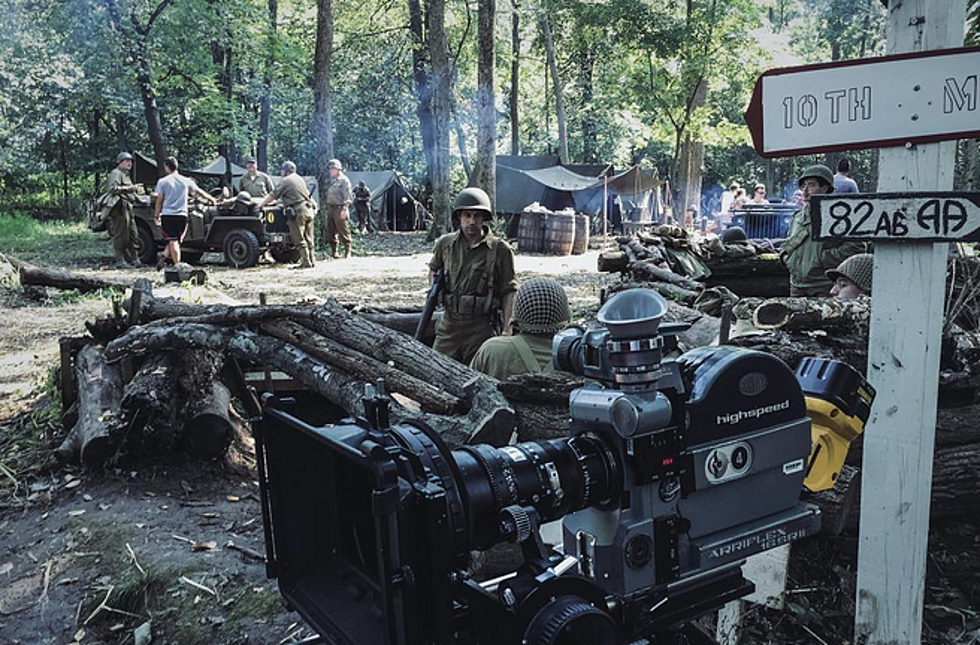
[553,329,584,374]
[453,434,618,551]
[523,595,617,645]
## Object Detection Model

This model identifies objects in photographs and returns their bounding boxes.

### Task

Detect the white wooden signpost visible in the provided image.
[741,2,972,644]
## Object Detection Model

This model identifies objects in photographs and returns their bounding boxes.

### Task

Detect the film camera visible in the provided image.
[256,289,823,645]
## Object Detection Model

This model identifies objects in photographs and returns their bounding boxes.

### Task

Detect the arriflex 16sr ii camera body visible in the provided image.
[256,289,821,645]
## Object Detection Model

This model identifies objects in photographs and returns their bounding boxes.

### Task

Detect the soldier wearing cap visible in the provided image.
[99,152,142,266]
[240,158,274,198]
[324,159,353,258]
[827,253,873,300]
[470,278,570,380]
[259,160,316,268]
[429,187,518,364]
[781,165,865,296]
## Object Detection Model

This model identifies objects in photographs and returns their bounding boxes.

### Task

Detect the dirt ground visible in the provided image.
[0,229,618,645]
[2,227,978,644]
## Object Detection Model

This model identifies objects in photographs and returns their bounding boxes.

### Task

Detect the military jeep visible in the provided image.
[91,194,300,268]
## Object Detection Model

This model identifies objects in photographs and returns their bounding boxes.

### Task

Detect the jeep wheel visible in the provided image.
[270,247,301,265]
[223,229,261,268]
[136,223,157,265]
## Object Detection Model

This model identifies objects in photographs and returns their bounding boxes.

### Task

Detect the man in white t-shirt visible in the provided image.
[154,156,215,266]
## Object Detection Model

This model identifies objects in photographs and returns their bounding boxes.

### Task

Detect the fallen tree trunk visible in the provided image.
[56,344,124,466]
[20,262,130,293]
[179,380,239,458]
[299,300,515,445]
[261,319,462,414]
[704,255,789,298]
[597,250,630,273]
[805,464,860,537]
[630,261,704,292]
[753,297,870,331]
[104,323,506,448]
[604,280,700,305]
[726,329,869,373]
[497,372,584,443]
[117,352,179,456]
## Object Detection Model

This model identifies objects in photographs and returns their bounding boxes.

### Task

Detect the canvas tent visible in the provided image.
[291,170,427,231]
[496,157,663,225]
[132,153,247,188]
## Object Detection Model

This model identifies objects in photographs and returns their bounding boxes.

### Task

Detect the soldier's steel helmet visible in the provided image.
[512,278,571,335]
[452,187,493,217]
[281,160,297,174]
[236,191,252,204]
[116,152,133,163]
[826,253,874,295]
[721,226,748,243]
[799,164,835,192]
[327,159,343,170]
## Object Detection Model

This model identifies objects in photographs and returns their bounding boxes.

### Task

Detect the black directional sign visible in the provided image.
[811,193,980,242]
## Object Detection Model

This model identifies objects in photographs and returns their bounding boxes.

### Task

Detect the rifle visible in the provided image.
[416,268,444,341]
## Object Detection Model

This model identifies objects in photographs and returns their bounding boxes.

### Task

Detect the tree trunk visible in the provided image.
[135,45,168,173]
[19,262,130,293]
[180,380,239,458]
[475,0,497,207]
[409,0,436,183]
[117,352,179,456]
[313,0,335,243]
[510,0,520,156]
[258,0,278,172]
[261,319,462,414]
[104,323,513,448]
[578,42,597,163]
[453,112,473,181]
[55,344,125,467]
[497,372,583,442]
[540,11,568,164]
[752,297,871,331]
[426,0,453,239]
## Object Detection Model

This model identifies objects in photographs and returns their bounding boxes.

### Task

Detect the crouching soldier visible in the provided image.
[470,277,570,380]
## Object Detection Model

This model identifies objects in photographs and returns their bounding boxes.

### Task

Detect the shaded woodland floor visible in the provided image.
[1,222,978,643]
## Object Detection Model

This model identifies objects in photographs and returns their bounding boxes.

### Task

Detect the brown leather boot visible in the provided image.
[330,243,338,259]
[343,244,352,259]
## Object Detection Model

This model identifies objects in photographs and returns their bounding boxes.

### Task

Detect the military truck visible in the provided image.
[90,193,301,268]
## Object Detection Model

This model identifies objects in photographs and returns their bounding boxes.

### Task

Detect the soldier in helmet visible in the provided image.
[781,165,865,296]
[324,159,353,258]
[259,160,317,268]
[428,187,517,364]
[240,158,274,198]
[470,277,570,380]
[99,152,142,266]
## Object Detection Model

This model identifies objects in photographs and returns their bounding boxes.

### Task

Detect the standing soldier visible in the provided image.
[428,187,517,364]
[100,152,141,266]
[240,157,274,198]
[781,165,865,296]
[260,161,316,269]
[353,180,373,234]
[324,159,353,258]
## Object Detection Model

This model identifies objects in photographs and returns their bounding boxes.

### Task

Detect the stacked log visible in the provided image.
[597,231,790,303]
[52,276,518,467]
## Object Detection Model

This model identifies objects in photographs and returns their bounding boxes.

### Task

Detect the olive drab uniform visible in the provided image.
[325,172,353,257]
[781,204,865,296]
[469,333,555,381]
[240,171,274,198]
[429,229,518,364]
[353,184,373,233]
[273,172,317,268]
[100,167,138,264]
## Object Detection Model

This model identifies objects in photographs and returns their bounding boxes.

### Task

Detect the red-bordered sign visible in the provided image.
[745,46,980,158]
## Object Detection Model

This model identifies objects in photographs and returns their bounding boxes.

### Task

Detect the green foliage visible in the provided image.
[0,0,896,217]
